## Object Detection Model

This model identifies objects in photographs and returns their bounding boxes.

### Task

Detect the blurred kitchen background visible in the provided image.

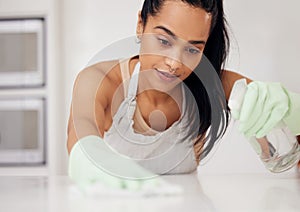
[0,0,299,176]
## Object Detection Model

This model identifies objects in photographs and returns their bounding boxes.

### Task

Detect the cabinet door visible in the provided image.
[0,98,45,165]
[0,19,44,87]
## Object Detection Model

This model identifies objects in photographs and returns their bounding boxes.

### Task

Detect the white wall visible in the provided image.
[62,0,142,110]
[224,0,300,91]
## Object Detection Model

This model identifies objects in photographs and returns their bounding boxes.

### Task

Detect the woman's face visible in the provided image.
[137,0,212,91]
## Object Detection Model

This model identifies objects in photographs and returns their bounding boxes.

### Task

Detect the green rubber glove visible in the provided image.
[228,79,300,138]
[282,91,300,135]
[68,135,161,192]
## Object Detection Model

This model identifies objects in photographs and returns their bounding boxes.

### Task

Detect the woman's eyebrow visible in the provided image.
[154,25,206,45]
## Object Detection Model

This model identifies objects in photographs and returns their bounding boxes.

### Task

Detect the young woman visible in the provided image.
[67,0,300,189]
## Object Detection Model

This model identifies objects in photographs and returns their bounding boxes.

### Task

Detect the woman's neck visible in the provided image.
[136,85,182,107]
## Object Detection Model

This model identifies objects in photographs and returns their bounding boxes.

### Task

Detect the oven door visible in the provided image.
[0,98,45,165]
[0,18,45,87]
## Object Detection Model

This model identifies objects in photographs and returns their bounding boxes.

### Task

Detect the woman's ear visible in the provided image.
[136,11,143,36]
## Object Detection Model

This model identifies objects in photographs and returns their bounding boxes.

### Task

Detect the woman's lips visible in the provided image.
[155,69,179,82]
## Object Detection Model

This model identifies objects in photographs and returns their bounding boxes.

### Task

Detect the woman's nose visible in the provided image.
[165,54,183,74]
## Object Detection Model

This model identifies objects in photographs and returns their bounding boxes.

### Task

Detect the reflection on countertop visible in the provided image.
[0,172,299,212]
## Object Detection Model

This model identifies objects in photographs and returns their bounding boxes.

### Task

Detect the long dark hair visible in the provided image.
[140,0,230,160]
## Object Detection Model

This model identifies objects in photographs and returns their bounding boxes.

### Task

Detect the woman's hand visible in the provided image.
[229,79,300,138]
[68,135,172,193]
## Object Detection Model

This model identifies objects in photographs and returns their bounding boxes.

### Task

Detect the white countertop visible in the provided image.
[0,172,299,212]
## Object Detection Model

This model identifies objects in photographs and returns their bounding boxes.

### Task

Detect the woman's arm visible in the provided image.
[67,107,78,154]
[221,70,252,101]
[67,98,107,154]
[67,65,111,154]
[67,60,123,154]
[193,135,205,165]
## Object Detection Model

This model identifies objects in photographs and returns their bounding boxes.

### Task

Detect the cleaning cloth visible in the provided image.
[68,135,183,197]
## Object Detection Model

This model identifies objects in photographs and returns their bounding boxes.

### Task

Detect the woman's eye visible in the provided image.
[187,47,200,55]
[157,37,171,47]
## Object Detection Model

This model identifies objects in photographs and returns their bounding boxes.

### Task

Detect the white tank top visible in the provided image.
[103,59,199,174]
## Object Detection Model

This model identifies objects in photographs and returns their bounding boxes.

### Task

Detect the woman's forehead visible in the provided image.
[146,0,212,41]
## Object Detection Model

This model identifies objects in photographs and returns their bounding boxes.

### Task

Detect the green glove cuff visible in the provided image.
[283,91,300,135]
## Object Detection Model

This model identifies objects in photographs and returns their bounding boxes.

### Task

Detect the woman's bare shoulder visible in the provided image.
[73,59,124,107]
[221,70,253,101]
[75,60,123,98]
[79,60,122,83]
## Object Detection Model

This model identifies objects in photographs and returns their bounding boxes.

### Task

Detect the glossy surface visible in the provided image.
[0,172,299,212]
